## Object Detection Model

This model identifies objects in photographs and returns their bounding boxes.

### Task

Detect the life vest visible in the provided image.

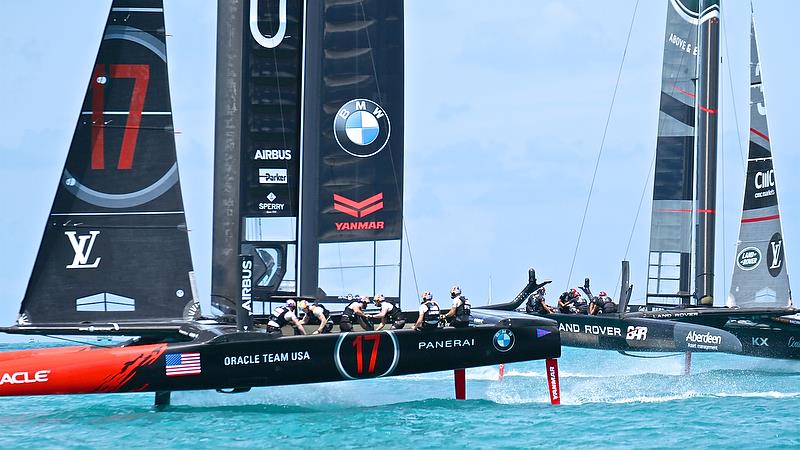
[310,303,331,319]
[602,298,618,313]
[385,302,402,322]
[270,306,290,327]
[454,296,471,322]
[422,300,440,327]
[343,301,361,319]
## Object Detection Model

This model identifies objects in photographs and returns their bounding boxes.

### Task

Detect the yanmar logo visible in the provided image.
[0,370,50,386]
[334,193,385,231]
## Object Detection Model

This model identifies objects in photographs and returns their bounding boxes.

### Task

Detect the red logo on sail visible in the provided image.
[334,193,385,231]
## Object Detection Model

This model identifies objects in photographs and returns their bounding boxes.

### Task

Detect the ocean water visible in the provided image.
[1,343,798,449]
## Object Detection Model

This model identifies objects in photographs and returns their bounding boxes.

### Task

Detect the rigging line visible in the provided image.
[566,0,641,290]
[358,0,419,300]
[721,4,746,173]
[265,5,295,214]
[613,151,656,300]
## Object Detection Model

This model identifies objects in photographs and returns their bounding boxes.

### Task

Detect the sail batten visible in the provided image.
[727,12,791,308]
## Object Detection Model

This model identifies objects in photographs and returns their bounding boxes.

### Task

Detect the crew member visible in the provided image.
[526,287,553,315]
[574,290,589,314]
[588,294,603,316]
[558,288,582,314]
[266,299,306,335]
[340,296,374,332]
[299,300,333,334]
[442,286,471,328]
[369,294,406,330]
[599,291,618,314]
[414,292,440,331]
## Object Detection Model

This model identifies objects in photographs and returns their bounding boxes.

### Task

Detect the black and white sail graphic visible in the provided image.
[312,0,404,303]
[213,0,305,314]
[727,13,792,308]
[19,0,197,325]
[646,0,700,306]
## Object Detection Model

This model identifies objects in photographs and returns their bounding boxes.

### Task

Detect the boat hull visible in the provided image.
[0,322,560,396]
[477,310,742,354]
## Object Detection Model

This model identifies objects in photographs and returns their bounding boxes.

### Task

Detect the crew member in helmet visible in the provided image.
[339,296,374,332]
[526,287,554,315]
[266,299,306,335]
[599,291,618,314]
[588,292,603,316]
[369,294,406,330]
[414,292,441,331]
[558,288,581,314]
[573,290,589,314]
[442,286,471,328]
[299,300,333,334]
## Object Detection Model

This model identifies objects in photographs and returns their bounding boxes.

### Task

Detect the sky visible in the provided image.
[2,0,800,331]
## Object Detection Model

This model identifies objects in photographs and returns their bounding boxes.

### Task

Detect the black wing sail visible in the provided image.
[311,0,404,303]
[212,0,305,316]
[17,0,197,326]
[646,0,699,307]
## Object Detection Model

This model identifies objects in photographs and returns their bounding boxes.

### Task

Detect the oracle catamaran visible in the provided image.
[0,0,561,403]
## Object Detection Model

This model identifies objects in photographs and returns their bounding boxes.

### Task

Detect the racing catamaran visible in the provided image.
[0,0,561,403]
[628,0,800,360]
[485,0,800,360]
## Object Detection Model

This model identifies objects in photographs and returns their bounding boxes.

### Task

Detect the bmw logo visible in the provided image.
[493,329,515,352]
[333,98,391,158]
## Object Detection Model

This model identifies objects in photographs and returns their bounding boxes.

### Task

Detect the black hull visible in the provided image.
[0,319,560,396]
[475,309,742,354]
[631,307,800,360]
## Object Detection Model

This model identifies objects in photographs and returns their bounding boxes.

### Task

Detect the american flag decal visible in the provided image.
[165,352,201,376]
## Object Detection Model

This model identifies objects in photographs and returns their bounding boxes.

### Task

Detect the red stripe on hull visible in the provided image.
[0,344,166,396]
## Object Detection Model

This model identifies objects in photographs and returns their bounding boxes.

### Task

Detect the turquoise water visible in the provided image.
[1,343,798,449]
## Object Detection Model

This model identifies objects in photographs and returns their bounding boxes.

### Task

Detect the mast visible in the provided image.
[213,0,307,323]
[212,0,245,317]
[693,0,721,306]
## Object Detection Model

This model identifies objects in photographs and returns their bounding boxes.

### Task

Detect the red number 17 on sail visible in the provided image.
[90,64,150,170]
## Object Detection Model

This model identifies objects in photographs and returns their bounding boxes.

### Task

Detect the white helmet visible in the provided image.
[286,299,297,309]
[450,286,462,298]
